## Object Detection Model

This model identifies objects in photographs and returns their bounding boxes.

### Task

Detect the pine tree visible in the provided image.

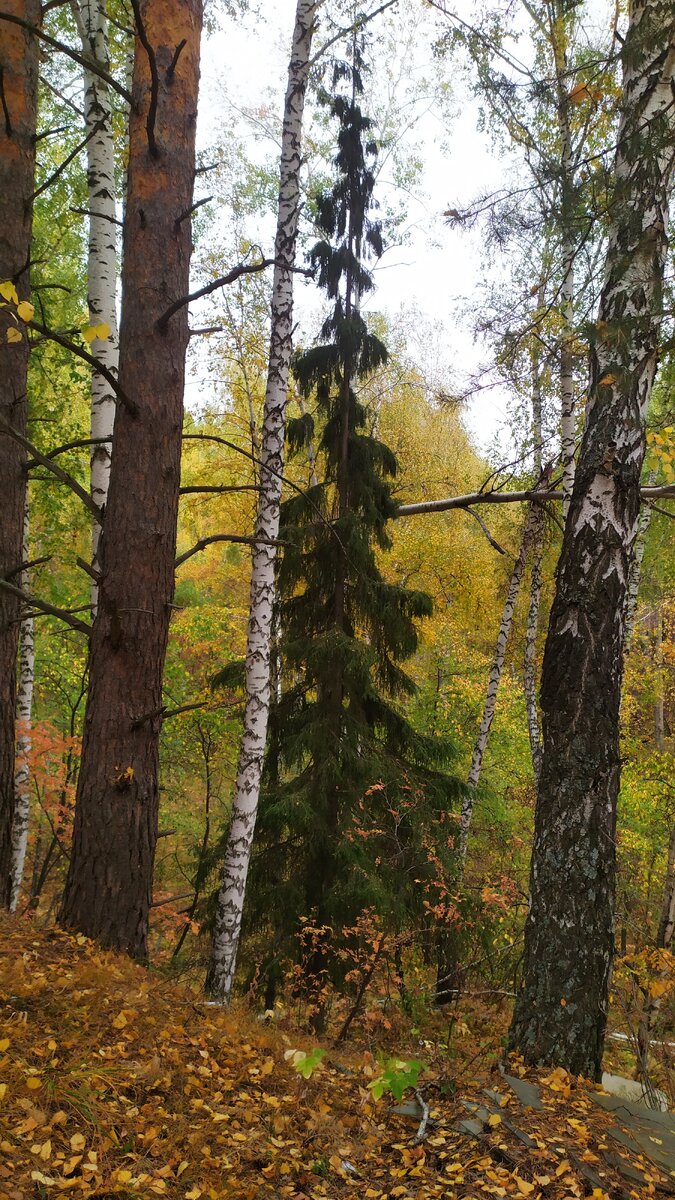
[244,43,459,1023]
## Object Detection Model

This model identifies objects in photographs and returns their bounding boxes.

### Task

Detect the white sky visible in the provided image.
[192,0,614,456]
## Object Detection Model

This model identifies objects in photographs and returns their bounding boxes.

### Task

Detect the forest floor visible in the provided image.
[0,914,672,1200]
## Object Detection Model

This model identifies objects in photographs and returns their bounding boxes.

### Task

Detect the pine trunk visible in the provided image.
[206,0,318,1001]
[509,1,675,1078]
[60,0,203,956]
[9,503,34,911]
[0,1,40,909]
[71,0,120,594]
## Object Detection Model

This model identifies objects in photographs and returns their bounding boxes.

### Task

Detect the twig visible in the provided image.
[175,195,212,227]
[465,507,506,554]
[412,1090,430,1144]
[166,38,187,79]
[5,555,51,580]
[76,556,100,582]
[30,119,105,203]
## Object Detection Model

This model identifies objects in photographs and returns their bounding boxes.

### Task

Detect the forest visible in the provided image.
[1,0,675,1196]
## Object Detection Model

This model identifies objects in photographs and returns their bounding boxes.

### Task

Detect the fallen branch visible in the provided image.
[412,1090,430,1144]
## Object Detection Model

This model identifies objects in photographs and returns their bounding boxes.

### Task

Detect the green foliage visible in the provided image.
[369,1057,425,1101]
[284,1047,326,1079]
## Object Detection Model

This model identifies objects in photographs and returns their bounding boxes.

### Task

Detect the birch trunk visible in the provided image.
[458,505,539,864]
[509,0,675,1078]
[551,3,577,518]
[9,503,34,911]
[523,333,545,784]
[624,477,654,644]
[71,0,119,598]
[523,513,544,784]
[206,0,319,1002]
[0,0,40,908]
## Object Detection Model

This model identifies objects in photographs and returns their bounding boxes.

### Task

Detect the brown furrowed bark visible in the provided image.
[0,1,40,909]
[508,0,675,1079]
[59,0,203,956]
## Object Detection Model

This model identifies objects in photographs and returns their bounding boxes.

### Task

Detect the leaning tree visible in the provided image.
[509,0,675,1078]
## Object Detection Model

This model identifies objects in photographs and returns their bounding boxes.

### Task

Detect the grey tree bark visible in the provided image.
[509,0,675,1078]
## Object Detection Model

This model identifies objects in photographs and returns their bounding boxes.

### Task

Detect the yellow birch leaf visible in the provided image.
[6,327,22,344]
[0,280,19,304]
[599,372,617,386]
[16,300,34,321]
[488,1113,502,1127]
[26,1076,42,1090]
[0,1038,9,1051]
[82,322,111,344]
[514,1177,535,1196]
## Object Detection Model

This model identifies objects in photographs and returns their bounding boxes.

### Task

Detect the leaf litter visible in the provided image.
[0,916,672,1199]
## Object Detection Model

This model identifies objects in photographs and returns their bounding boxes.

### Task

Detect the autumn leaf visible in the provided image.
[0,279,19,304]
[82,321,111,344]
[6,327,22,344]
[16,300,34,321]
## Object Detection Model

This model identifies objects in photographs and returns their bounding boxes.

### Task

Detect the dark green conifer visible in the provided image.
[246,41,461,1021]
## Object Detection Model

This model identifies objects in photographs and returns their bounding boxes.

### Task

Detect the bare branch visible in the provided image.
[464,506,506,554]
[0,415,102,520]
[29,320,138,415]
[396,484,674,518]
[30,118,105,203]
[0,578,91,635]
[157,259,275,330]
[176,532,284,568]
[0,11,132,103]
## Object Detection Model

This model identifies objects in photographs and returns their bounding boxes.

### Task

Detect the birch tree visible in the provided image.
[509,0,675,1078]
[206,0,319,1003]
[70,0,120,589]
[0,0,40,909]
[9,505,34,911]
[60,0,203,956]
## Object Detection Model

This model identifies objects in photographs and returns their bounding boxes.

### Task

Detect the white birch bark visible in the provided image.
[523,511,545,784]
[71,0,119,597]
[207,0,319,1003]
[624,481,654,645]
[9,504,34,912]
[523,332,544,783]
[552,6,577,519]
[458,505,540,865]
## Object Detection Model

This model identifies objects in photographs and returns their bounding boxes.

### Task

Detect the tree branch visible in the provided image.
[29,320,137,415]
[0,11,132,104]
[156,259,275,330]
[30,118,105,203]
[395,484,675,518]
[0,415,102,520]
[0,578,91,635]
[464,506,506,554]
[176,532,284,568]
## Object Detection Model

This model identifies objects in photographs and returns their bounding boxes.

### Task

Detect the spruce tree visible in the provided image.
[245,43,460,1024]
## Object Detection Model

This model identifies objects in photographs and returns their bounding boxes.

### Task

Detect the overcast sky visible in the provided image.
[192,0,615,458]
